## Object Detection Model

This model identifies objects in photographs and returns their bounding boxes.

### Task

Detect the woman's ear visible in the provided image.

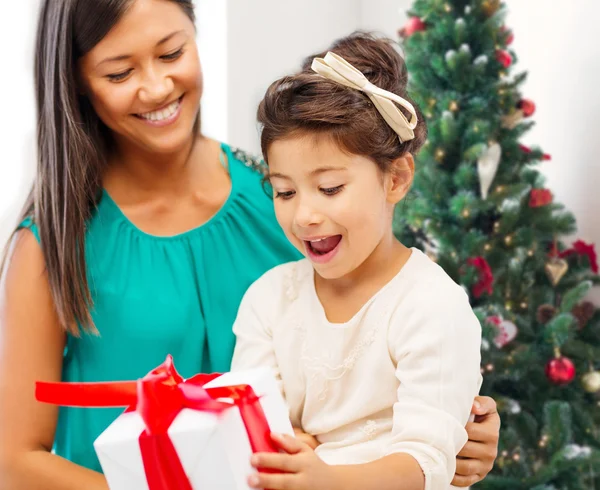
[386,153,415,204]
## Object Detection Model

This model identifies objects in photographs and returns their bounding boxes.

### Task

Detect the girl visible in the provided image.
[231,33,484,490]
[0,0,497,488]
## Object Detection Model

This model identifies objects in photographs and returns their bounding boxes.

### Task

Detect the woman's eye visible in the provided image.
[320,185,344,196]
[107,69,133,82]
[161,48,184,61]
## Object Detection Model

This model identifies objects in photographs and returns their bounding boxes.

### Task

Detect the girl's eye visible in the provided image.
[107,69,133,82]
[275,190,295,200]
[320,185,344,196]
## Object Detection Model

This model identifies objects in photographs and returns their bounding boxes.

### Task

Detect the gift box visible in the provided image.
[36,356,294,490]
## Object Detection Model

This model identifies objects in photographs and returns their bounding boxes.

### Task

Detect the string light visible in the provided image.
[444,3,452,12]
[435,148,446,162]
[520,301,528,310]
[484,243,492,252]
[504,234,513,246]
[449,100,459,112]
[462,209,471,218]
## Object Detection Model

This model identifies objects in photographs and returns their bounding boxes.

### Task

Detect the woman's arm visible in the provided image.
[0,230,108,490]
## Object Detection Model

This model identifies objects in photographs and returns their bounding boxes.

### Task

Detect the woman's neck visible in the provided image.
[105,133,211,198]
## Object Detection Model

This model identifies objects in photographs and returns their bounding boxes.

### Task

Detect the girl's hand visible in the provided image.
[293,427,321,450]
[452,396,500,487]
[248,433,335,490]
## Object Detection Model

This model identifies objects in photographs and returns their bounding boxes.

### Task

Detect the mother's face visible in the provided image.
[79,0,202,155]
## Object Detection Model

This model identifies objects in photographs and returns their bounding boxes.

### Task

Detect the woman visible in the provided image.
[0,0,499,488]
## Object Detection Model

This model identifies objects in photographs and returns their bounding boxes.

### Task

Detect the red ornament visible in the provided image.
[542,153,552,161]
[466,257,494,298]
[545,356,576,385]
[495,49,513,68]
[501,26,514,45]
[399,17,427,38]
[560,240,599,273]
[519,144,532,154]
[529,188,553,207]
[518,99,536,117]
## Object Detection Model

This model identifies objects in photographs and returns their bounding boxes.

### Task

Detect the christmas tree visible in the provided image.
[395,0,600,488]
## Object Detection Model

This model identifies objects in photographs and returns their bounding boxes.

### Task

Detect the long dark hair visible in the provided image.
[0,0,197,335]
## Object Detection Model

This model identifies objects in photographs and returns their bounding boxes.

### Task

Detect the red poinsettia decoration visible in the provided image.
[467,257,494,298]
[399,17,426,38]
[560,240,599,273]
[529,189,553,207]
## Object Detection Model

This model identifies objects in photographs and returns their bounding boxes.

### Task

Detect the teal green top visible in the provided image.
[20,143,301,472]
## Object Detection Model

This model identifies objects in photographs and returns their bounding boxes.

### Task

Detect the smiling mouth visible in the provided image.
[135,95,183,122]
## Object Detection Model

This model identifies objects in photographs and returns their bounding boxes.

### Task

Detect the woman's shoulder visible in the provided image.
[224,144,268,177]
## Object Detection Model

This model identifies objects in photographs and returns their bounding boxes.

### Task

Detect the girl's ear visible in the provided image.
[386,153,415,204]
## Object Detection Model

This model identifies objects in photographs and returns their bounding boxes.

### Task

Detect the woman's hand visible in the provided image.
[452,396,501,487]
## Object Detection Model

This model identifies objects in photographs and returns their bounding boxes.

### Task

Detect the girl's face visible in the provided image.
[267,134,412,280]
[79,0,202,155]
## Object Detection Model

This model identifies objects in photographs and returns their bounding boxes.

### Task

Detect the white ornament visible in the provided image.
[474,55,489,66]
[507,400,521,414]
[445,50,457,63]
[477,142,502,199]
[564,444,592,460]
[481,338,491,351]
[465,6,472,14]
[459,44,471,55]
[455,17,466,26]
[493,319,518,348]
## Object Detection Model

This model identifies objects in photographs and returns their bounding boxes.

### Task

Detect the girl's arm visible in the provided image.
[0,230,108,490]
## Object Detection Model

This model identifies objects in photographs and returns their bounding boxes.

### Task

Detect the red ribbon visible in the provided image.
[36,356,277,490]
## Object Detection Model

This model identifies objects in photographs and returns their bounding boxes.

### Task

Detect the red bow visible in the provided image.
[36,356,277,490]
[559,240,599,274]
[467,257,494,298]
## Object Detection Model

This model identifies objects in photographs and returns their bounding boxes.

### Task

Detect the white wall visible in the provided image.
[226,0,361,153]
[0,0,39,248]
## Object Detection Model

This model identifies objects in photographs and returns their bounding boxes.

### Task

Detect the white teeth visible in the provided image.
[310,237,328,243]
[139,99,180,121]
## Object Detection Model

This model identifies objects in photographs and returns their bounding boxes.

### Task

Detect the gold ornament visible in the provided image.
[505,300,513,311]
[520,301,528,310]
[504,234,513,246]
[527,249,535,257]
[444,3,452,12]
[484,243,492,252]
[462,209,471,218]
[582,371,600,393]
[495,185,505,193]
[482,0,501,17]
[502,109,524,129]
[545,257,569,286]
[428,98,437,107]
[449,100,459,112]
[435,148,446,162]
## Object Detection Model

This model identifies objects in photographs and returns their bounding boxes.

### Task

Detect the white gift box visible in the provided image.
[94,367,294,490]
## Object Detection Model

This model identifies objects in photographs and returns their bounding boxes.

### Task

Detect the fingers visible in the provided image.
[472,395,498,416]
[248,472,297,490]
[466,415,500,444]
[451,472,481,488]
[457,441,492,460]
[251,452,301,473]
[271,432,306,454]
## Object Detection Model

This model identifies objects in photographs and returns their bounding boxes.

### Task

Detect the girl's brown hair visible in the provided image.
[0,0,198,335]
[257,32,427,172]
